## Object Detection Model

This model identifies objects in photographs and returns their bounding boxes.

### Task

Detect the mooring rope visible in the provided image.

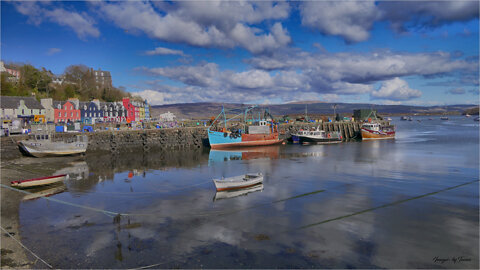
[0,226,53,269]
[0,184,124,217]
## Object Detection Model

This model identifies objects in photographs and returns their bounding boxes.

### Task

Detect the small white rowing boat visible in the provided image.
[213,173,263,191]
[11,174,67,188]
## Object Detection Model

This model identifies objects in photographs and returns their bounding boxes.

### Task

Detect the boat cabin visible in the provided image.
[362,123,380,131]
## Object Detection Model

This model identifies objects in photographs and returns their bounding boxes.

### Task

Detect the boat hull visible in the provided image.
[18,141,87,157]
[11,174,66,188]
[213,173,263,191]
[208,130,283,149]
[299,136,342,144]
[361,129,395,140]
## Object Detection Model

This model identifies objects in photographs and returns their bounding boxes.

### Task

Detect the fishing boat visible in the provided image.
[440,116,449,120]
[400,116,408,121]
[213,172,263,191]
[18,133,88,157]
[213,184,263,201]
[361,111,395,140]
[207,106,283,149]
[11,174,67,188]
[296,127,342,144]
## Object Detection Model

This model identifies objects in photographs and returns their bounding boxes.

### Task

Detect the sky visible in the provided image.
[1,0,479,106]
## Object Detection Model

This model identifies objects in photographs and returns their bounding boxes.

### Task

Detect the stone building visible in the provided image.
[92,68,113,89]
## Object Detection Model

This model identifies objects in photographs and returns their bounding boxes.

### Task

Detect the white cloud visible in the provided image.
[144,47,186,56]
[14,2,100,39]
[138,46,476,104]
[93,1,291,54]
[146,63,220,87]
[134,90,167,105]
[378,1,479,32]
[46,48,61,56]
[371,78,422,101]
[300,0,379,43]
[299,0,479,43]
[228,70,274,89]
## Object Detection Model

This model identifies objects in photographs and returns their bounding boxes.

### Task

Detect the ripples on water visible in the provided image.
[18,116,478,268]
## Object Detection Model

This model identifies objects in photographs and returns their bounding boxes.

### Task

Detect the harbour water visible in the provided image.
[17,116,478,268]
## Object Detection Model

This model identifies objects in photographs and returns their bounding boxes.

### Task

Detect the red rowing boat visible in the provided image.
[11,174,67,188]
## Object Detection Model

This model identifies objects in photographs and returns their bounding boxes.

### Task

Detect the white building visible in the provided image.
[159,111,176,122]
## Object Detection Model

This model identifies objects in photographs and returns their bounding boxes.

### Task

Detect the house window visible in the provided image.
[64,112,67,117]
[58,112,61,117]
[22,109,25,114]
[94,113,96,117]
[77,112,79,117]
[89,113,92,117]
[71,112,73,117]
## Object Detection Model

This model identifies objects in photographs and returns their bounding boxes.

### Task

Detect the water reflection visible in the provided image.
[17,117,478,268]
[208,146,280,165]
[213,183,264,201]
[21,184,66,201]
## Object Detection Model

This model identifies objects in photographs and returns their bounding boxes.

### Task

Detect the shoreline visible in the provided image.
[0,156,86,268]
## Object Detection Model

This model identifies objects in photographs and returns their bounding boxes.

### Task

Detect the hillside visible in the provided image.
[151,102,476,119]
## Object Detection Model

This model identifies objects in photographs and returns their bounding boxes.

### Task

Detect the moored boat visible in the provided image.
[213,173,263,191]
[296,127,342,144]
[11,174,67,188]
[361,122,395,140]
[208,106,283,149]
[18,133,88,157]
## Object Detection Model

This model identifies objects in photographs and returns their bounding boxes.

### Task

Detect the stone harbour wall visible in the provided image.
[1,121,391,160]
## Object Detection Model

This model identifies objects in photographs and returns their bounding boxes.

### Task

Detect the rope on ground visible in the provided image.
[0,226,53,269]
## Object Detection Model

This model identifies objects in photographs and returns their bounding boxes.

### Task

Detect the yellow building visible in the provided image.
[139,105,145,121]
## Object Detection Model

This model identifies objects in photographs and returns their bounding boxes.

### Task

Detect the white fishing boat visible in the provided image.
[213,173,263,191]
[18,133,88,157]
[297,127,342,144]
[11,174,67,188]
[214,184,264,201]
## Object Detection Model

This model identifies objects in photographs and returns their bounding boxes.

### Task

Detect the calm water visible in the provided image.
[19,116,479,268]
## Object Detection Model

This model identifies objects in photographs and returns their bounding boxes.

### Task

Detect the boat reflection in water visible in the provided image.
[208,145,280,165]
[22,184,67,201]
[53,161,89,181]
[213,183,264,201]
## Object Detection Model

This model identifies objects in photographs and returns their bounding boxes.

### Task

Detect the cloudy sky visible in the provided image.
[1,0,478,105]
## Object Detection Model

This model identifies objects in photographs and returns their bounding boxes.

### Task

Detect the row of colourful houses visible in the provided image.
[0,96,150,124]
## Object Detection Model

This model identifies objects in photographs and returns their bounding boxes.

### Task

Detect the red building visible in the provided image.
[122,98,136,123]
[53,100,81,123]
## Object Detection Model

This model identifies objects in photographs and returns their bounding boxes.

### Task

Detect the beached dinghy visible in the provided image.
[11,174,67,188]
[213,173,263,191]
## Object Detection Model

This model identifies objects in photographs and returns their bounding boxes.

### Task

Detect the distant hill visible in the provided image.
[151,102,476,119]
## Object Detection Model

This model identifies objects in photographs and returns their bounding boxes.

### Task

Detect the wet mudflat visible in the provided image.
[13,116,479,268]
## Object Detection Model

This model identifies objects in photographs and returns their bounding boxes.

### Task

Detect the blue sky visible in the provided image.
[1,0,479,105]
